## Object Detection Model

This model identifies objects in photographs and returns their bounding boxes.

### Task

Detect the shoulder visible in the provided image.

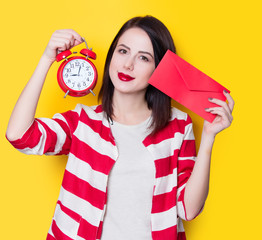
[73,104,108,125]
[168,107,194,136]
[143,107,194,147]
[71,104,102,114]
[54,104,105,126]
[170,107,192,124]
[72,104,104,118]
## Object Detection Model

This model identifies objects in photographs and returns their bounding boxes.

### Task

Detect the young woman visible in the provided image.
[6,16,234,240]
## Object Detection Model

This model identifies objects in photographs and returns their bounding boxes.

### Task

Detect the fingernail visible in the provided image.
[224,90,228,94]
[208,98,213,101]
[205,108,209,111]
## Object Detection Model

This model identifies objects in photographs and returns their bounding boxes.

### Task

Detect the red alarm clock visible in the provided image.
[56,40,97,98]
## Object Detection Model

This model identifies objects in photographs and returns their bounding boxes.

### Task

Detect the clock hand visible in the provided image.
[71,74,78,76]
[78,66,81,76]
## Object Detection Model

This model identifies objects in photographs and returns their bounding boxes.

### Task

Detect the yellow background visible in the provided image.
[1,0,261,239]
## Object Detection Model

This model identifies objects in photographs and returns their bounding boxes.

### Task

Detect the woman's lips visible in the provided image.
[118,72,135,81]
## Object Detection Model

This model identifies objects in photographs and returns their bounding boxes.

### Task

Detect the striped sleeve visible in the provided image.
[7,105,82,156]
[176,114,198,221]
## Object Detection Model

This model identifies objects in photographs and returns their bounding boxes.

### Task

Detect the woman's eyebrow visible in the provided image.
[118,44,130,50]
[138,50,154,59]
[117,44,154,59]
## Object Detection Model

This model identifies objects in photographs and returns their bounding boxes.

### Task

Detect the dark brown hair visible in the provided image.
[98,15,176,135]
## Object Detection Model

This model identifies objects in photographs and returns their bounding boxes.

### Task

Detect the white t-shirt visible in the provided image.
[100,117,155,240]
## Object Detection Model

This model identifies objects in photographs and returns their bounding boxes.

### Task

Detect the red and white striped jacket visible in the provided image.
[8,104,199,240]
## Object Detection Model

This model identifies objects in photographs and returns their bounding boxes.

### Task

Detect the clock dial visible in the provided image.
[62,59,95,91]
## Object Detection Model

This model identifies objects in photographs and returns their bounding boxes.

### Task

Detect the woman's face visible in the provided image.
[109,27,155,96]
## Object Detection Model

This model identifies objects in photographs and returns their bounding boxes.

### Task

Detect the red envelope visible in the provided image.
[148,50,230,122]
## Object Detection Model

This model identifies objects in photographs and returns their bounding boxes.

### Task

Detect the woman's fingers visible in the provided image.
[207,91,234,115]
[51,30,82,50]
[43,29,83,62]
[207,97,231,116]
[203,92,234,134]
[223,90,235,112]
[57,29,83,46]
[205,107,233,123]
[53,29,83,48]
[60,29,83,44]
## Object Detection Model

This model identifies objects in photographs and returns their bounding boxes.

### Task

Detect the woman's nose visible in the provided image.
[123,56,135,71]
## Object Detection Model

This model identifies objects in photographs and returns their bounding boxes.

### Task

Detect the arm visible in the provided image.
[6,29,83,141]
[184,91,235,220]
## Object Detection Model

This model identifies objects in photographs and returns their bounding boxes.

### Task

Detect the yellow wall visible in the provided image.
[1,0,261,239]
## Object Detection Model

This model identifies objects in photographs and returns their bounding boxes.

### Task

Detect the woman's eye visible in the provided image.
[119,49,127,54]
[140,55,149,62]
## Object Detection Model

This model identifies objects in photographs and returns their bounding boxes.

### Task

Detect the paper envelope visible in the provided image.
[148,50,230,122]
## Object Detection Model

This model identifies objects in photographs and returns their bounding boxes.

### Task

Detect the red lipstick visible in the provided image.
[118,72,135,81]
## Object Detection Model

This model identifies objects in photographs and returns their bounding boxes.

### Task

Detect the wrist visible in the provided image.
[31,55,54,81]
[40,54,56,67]
[200,131,216,147]
[197,133,215,158]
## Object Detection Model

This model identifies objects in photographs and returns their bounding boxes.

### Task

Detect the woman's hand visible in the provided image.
[6,29,82,141]
[43,29,83,63]
[184,90,234,220]
[203,90,235,137]
[184,91,234,219]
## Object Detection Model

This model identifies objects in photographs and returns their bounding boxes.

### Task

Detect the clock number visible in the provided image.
[62,59,95,92]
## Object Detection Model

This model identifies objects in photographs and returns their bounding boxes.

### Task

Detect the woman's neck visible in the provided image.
[112,90,151,125]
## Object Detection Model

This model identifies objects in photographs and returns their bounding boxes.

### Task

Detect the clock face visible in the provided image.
[62,58,95,91]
